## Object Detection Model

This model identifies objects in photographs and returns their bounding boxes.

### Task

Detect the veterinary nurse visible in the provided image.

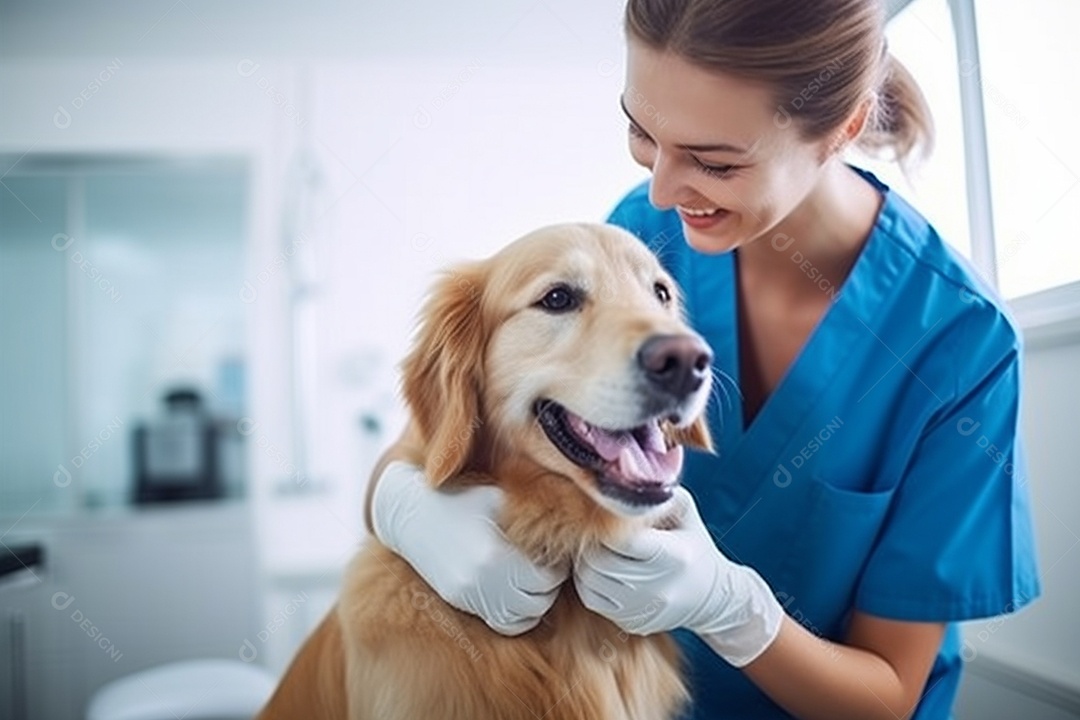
[367,0,1041,717]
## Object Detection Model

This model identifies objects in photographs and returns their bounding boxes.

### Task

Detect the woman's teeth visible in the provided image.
[678,205,722,217]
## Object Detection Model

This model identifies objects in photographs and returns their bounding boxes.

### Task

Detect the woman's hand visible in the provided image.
[573,486,784,667]
[371,461,568,635]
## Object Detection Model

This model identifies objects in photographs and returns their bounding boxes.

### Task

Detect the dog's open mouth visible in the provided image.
[534,399,683,506]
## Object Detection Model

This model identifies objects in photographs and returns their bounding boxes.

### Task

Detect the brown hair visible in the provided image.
[625,0,934,167]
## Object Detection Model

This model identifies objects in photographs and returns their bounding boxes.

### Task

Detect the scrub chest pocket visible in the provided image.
[775,475,898,640]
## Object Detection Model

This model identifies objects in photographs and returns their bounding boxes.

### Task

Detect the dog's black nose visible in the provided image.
[637,334,713,400]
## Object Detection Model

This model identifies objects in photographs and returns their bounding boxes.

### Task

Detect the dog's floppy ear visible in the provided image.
[670,415,714,454]
[400,261,488,486]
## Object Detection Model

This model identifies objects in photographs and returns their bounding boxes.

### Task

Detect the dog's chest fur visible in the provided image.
[338,466,688,720]
[339,544,687,720]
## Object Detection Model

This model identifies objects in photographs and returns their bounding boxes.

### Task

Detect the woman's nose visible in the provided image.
[646,151,685,210]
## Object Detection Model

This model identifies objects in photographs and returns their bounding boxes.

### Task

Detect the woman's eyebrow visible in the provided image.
[619,95,652,135]
[618,94,748,155]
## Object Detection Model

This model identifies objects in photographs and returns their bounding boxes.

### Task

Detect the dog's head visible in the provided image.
[401,223,712,519]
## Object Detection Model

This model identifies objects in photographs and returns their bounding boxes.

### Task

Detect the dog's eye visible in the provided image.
[537,285,581,313]
[654,282,672,304]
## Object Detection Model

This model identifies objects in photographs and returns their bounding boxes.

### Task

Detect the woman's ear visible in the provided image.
[400,262,488,486]
[670,415,714,454]
[822,96,874,160]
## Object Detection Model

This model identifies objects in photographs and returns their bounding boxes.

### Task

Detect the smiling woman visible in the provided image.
[586,1,1039,718]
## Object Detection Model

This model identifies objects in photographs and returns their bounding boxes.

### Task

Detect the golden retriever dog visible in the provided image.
[258,222,714,720]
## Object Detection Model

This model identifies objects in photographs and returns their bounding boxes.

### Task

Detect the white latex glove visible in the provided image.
[574,486,784,667]
[372,461,568,635]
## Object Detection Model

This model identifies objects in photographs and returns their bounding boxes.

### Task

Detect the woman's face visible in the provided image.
[623,38,835,253]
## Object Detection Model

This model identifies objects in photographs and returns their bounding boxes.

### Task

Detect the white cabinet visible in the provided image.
[0,502,259,720]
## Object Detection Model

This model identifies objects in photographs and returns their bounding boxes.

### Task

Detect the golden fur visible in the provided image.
[258,223,713,720]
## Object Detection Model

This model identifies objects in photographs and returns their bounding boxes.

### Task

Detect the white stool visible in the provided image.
[86,659,277,720]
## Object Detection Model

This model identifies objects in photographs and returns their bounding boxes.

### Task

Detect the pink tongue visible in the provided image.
[565,411,683,486]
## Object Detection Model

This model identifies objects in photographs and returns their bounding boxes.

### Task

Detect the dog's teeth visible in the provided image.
[567,412,591,438]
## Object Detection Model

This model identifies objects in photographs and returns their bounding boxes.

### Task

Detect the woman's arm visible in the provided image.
[742,611,945,720]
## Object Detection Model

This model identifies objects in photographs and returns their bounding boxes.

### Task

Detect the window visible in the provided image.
[847,0,972,261]
[974,0,1080,300]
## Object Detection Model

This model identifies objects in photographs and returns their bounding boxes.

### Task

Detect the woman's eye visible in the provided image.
[537,285,581,313]
[695,159,738,178]
[629,123,740,178]
[654,282,672,304]
[628,123,652,143]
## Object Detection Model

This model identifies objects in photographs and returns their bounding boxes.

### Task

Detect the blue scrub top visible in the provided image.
[605,167,1041,719]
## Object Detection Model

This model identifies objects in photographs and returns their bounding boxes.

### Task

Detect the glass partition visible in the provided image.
[0,155,249,517]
